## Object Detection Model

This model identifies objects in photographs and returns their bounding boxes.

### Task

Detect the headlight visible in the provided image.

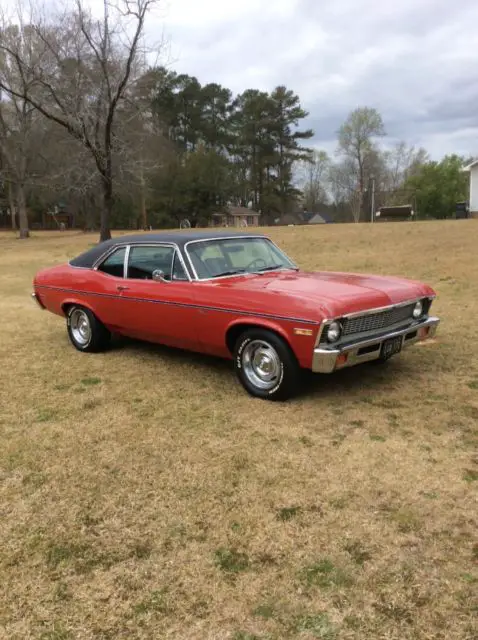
[326,321,342,342]
[413,300,423,319]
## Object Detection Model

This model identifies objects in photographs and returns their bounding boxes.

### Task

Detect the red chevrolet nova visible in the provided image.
[32,231,440,400]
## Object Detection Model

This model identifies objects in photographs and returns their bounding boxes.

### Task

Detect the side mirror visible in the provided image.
[152,269,168,283]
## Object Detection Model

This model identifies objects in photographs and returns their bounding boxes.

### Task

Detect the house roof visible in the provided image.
[307,211,334,224]
[301,211,315,222]
[308,213,327,224]
[463,159,478,171]
[213,206,260,216]
[273,213,306,225]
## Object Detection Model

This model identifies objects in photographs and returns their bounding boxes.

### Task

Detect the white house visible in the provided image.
[462,160,478,217]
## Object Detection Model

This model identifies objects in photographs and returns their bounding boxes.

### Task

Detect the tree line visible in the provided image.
[0,0,472,241]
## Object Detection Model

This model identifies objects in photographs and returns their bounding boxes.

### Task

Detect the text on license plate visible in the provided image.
[380,336,403,359]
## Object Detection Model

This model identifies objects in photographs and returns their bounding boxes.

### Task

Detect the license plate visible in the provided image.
[380,336,403,359]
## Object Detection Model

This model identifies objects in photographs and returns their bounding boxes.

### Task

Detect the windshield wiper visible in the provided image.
[212,265,298,278]
[256,264,298,273]
[213,269,247,278]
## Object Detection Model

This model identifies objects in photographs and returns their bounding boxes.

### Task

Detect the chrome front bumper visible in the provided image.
[312,316,440,373]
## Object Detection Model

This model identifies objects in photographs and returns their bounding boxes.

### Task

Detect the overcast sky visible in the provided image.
[142,0,478,159]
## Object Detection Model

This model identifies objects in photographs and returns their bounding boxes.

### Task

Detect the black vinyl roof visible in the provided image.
[69,230,265,268]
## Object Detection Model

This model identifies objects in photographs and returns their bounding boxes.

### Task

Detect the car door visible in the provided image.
[87,245,130,331]
[117,243,201,350]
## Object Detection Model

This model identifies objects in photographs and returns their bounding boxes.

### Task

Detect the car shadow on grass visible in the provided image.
[108,335,410,401]
[109,335,233,374]
[300,360,410,399]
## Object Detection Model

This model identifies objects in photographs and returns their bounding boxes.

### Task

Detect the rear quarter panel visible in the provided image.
[33,264,118,327]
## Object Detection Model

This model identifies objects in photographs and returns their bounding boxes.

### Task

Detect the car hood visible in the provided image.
[214,270,433,318]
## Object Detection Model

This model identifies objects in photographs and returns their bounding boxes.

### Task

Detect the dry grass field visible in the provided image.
[0,221,477,640]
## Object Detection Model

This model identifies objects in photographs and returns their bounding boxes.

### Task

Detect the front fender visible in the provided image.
[226,316,290,342]
[225,316,318,368]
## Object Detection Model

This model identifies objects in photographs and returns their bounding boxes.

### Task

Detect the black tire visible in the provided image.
[369,355,393,366]
[66,305,111,353]
[233,328,300,400]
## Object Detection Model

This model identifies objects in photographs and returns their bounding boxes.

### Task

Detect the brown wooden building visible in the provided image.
[210,205,261,228]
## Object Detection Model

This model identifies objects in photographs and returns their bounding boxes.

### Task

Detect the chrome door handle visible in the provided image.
[117,285,129,291]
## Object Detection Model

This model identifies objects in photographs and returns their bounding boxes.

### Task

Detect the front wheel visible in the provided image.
[233,329,300,400]
[66,305,111,353]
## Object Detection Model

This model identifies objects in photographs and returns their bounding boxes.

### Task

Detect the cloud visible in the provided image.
[68,0,477,159]
[145,0,478,159]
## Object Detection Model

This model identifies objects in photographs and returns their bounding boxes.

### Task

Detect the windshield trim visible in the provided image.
[183,235,298,281]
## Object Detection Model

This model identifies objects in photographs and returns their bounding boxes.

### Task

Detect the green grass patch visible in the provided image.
[45,540,122,574]
[344,541,372,566]
[214,547,250,574]
[294,612,337,639]
[463,469,478,482]
[39,624,72,640]
[80,376,102,386]
[36,408,58,422]
[133,589,170,615]
[300,558,353,589]
[369,434,386,442]
[276,506,301,521]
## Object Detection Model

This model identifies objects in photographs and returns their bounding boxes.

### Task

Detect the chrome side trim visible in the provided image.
[68,263,90,270]
[315,318,329,348]
[35,283,318,325]
[92,242,128,269]
[312,316,440,373]
[183,235,298,281]
[124,245,131,278]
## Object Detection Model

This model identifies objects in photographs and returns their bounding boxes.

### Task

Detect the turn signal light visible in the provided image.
[336,354,348,367]
[293,328,313,336]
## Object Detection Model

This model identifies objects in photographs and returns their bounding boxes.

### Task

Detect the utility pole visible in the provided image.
[370,176,375,223]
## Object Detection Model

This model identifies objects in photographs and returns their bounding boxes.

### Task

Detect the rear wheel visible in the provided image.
[66,305,110,353]
[233,329,300,400]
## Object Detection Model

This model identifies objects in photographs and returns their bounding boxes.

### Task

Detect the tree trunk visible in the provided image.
[140,188,147,229]
[139,166,147,229]
[358,157,364,222]
[16,183,29,238]
[100,172,113,242]
[8,181,16,230]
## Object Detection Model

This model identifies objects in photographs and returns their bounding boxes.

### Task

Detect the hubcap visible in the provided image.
[242,340,281,390]
[70,309,91,346]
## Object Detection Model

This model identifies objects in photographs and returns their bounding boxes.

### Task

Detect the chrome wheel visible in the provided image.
[242,340,282,391]
[69,309,92,347]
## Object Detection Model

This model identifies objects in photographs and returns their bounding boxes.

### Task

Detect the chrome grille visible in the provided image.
[342,304,415,336]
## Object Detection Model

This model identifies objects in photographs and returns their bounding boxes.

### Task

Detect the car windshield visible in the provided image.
[186,237,297,279]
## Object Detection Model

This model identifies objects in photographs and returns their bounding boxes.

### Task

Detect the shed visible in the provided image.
[210,205,261,228]
[375,205,414,222]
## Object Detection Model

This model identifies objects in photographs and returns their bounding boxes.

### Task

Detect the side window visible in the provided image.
[172,252,188,281]
[127,245,175,280]
[97,247,126,278]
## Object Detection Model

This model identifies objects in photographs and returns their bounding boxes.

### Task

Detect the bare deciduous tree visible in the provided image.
[329,158,363,222]
[298,149,330,212]
[0,21,46,238]
[337,107,385,221]
[382,141,429,196]
[0,0,160,241]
